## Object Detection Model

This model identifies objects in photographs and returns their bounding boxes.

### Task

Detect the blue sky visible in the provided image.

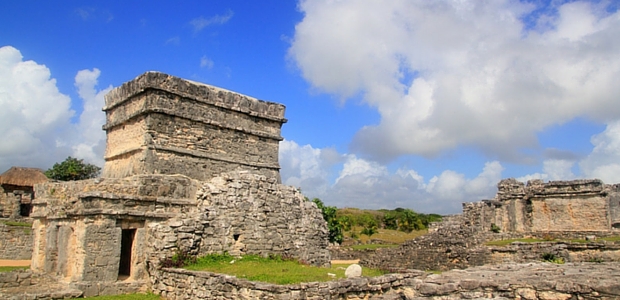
[2,0,620,214]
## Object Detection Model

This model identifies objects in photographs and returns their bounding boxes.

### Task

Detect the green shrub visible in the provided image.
[490,223,501,233]
[541,253,564,264]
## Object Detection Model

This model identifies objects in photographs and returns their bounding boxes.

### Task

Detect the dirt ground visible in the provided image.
[331,259,359,264]
[0,260,30,267]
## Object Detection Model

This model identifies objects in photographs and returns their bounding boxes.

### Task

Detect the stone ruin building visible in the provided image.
[0,167,48,219]
[26,72,330,297]
[361,178,620,272]
[464,178,620,233]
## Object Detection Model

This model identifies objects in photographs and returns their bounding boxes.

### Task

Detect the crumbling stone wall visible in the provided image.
[151,263,620,300]
[463,179,618,234]
[0,222,33,259]
[0,185,34,219]
[102,72,286,182]
[31,172,330,296]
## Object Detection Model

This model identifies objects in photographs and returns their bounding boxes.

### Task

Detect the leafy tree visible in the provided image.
[360,222,378,238]
[337,215,353,232]
[382,213,398,230]
[45,156,101,181]
[311,198,343,244]
[398,209,424,232]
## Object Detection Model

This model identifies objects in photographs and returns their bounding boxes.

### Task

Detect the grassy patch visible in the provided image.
[350,244,399,250]
[600,236,620,242]
[83,293,161,300]
[0,266,29,272]
[348,227,428,245]
[1,221,32,227]
[184,253,386,285]
[485,238,549,246]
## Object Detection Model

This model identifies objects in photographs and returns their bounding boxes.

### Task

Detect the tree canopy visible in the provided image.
[45,156,101,181]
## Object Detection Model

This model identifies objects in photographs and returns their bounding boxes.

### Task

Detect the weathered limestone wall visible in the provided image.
[102,72,286,182]
[0,222,33,260]
[488,241,620,265]
[30,172,330,296]
[462,179,617,234]
[150,263,620,300]
[152,268,420,300]
[146,172,331,266]
[0,185,33,219]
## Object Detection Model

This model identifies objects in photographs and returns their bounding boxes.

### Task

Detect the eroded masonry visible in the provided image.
[27,72,330,297]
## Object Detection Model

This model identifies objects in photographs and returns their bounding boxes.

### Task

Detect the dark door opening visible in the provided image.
[118,229,136,278]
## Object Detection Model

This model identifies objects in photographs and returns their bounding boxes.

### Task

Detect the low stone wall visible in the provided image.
[151,268,421,299]
[488,241,620,265]
[150,262,620,299]
[0,269,36,289]
[0,270,84,299]
[329,247,376,261]
[0,221,33,260]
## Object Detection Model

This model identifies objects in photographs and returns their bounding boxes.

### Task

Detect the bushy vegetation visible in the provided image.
[541,253,565,264]
[45,156,101,181]
[310,198,442,245]
[311,198,343,244]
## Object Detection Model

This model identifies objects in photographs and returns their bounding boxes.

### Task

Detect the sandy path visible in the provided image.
[331,259,359,264]
[0,260,30,267]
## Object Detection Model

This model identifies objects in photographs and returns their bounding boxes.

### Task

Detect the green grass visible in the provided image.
[1,221,31,227]
[345,227,428,245]
[184,253,386,285]
[350,244,399,250]
[83,293,161,300]
[0,266,29,272]
[600,236,620,242]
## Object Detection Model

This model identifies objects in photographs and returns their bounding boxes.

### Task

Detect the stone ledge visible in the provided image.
[104,71,286,122]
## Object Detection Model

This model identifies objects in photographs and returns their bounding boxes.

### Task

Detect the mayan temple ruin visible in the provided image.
[1,72,619,299]
[21,72,330,297]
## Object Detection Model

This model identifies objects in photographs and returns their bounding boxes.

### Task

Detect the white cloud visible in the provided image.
[72,68,112,166]
[289,0,620,163]
[0,46,110,173]
[0,46,74,171]
[190,10,234,32]
[580,120,620,183]
[200,56,214,69]
[279,140,503,214]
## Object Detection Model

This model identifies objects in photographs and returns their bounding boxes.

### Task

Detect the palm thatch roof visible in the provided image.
[0,167,49,187]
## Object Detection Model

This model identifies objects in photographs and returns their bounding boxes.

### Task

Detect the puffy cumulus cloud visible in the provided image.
[289,0,620,162]
[0,46,110,173]
[279,140,503,214]
[580,121,620,183]
[0,46,74,171]
[72,68,112,167]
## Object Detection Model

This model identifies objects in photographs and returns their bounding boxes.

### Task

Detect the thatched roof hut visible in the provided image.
[0,167,49,187]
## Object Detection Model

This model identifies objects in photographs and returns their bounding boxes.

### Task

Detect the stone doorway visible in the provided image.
[118,228,136,279]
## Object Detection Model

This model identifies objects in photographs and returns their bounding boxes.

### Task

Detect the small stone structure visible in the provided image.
[0,167,48,219]
[25,72,330,297]
[0,167,44,260]
[102,71,286,182]
[464,178,620,233]
[362,178,620,272]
